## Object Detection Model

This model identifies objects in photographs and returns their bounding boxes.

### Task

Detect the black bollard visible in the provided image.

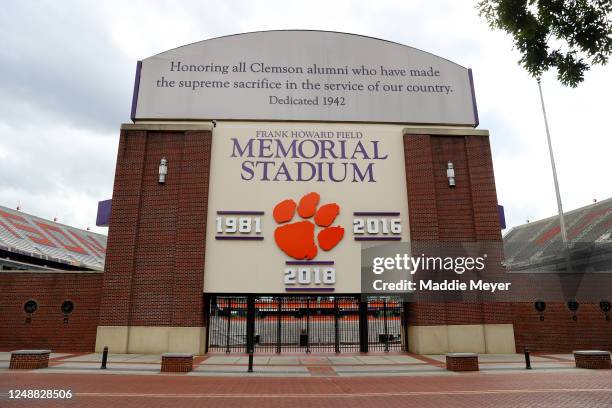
[248,349,254,373]
[524,347,531,369]
[101,346,108,369]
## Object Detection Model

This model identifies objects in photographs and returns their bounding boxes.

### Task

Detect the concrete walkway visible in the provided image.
[0,352,579,377]
[3,369,611,408]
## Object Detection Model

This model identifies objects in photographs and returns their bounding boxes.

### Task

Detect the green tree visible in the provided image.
[478,0,612,86]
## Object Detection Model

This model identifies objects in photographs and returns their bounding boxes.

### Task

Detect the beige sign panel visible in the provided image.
[133,30,478,125]
[203,121,410,294]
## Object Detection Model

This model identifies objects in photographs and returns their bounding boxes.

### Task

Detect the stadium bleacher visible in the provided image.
[504,198,612,271]
[0,205,106,271]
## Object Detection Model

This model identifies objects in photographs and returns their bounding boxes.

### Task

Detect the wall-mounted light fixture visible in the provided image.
[446,161,455,188]
[567,299,579,321]
[24,299,38,324]
[158,157,168,184]
[534,299,546,321]
[61,300,74,324]
[600,299,611,321]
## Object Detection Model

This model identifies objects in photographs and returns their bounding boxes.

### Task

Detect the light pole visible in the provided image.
[537,78,568,247]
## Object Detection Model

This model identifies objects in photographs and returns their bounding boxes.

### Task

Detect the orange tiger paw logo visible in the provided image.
[273,192,344,260]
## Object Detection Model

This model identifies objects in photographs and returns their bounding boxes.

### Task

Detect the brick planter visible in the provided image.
[446,353,479,372]
[9,350,51,369]
[161,353,194,373]
[574,350,611,369]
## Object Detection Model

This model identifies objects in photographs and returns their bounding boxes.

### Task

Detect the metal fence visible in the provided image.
[206,295,405,353]
[366,297,403,352]
[207,296,248,353]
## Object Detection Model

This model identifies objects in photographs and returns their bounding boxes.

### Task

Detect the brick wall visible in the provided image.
[403,133,512,326]
[0,272,102,351]
[98,127,212,328]
[402,132,611,351]
[512,302,612,352]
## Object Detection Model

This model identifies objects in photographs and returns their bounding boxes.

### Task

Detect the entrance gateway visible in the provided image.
[206,296,405,353]
[95,30,515,356]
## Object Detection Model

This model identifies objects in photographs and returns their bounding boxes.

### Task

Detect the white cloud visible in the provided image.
[1,0,610,234]
[0,121,117,234]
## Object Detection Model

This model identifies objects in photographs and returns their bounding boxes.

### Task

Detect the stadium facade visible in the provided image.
[0,205,106,351]
[1,31,610,355]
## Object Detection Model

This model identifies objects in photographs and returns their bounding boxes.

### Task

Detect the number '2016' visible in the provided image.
[353,218,401,235]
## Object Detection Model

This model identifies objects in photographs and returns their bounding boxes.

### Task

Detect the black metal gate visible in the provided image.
[206,296,248,353]
[206,295,406,353]
[367,296,404,352]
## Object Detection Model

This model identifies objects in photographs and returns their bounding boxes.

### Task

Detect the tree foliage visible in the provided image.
[478,0,612,86]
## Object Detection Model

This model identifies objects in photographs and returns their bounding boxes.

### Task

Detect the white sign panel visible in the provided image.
[203,121,410,294]
[133,30,478,125]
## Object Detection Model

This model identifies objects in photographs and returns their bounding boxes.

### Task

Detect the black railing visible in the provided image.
[207,296,248,353]
[366,296,403,352]
[207,295,405,353]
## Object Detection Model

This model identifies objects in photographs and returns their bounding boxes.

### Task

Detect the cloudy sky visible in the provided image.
[1,0,610,234]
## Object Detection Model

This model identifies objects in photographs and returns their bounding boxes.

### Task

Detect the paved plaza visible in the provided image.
[1,352,610,407]
[0,366,610,407]
[0,351,584,377]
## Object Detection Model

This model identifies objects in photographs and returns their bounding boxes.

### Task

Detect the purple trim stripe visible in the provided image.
[215,236,264,241]
[130,61,142,122]
[353,212,400,216]
[285,287,335,292]
[285,261,334,265]
[498,204,506,230]
[217,211,265,215]
[467,68,480,127]
[354,237,402,241]
[96,199,112,227]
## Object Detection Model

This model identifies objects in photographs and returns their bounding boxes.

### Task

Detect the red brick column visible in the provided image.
[403,130,513,354]
[98,129,147,327]
[465,135,513,326]
[404,132,509,328]
[170,131,212,327]
[98,125,213,340]
[403,134,447,326]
